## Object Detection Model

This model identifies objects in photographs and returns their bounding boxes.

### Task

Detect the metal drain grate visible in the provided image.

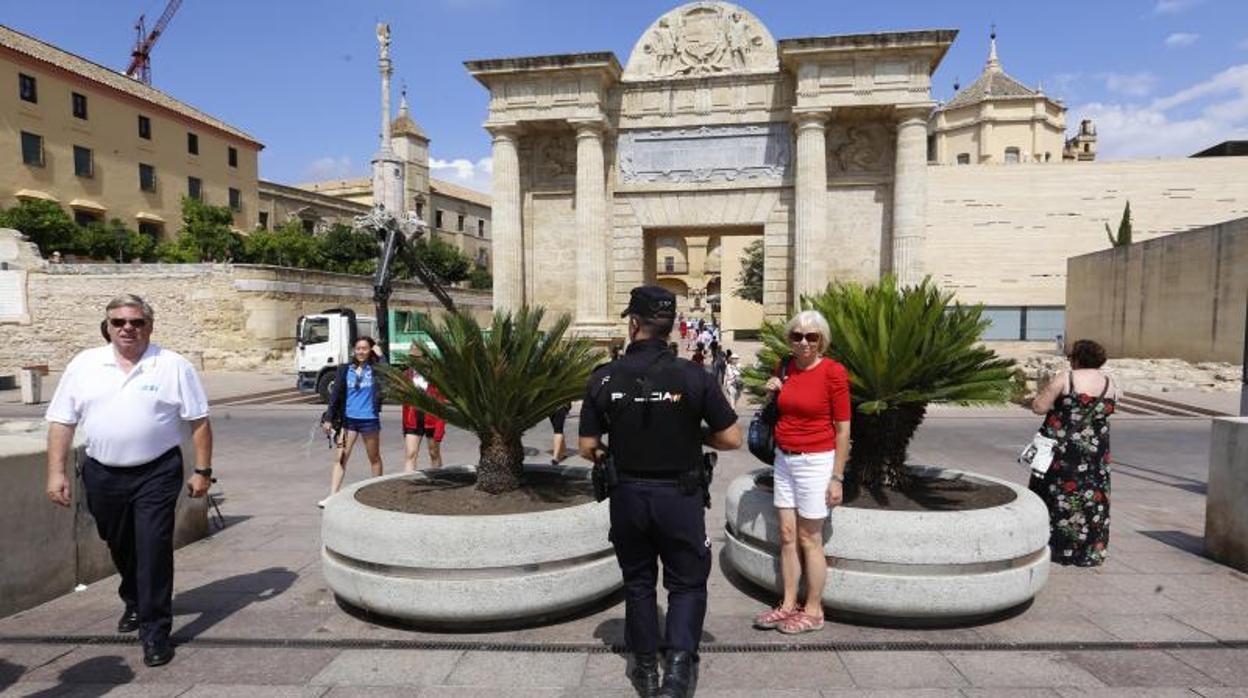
[2,635,1247,654]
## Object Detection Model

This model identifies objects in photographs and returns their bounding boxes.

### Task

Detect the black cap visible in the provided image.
[621,285,676,319]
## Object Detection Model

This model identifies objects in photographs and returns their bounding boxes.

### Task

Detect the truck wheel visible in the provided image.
[316,371,335,404]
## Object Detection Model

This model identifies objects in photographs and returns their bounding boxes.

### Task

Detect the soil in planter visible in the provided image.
[754,472,1015,512]
[355,470,594,515]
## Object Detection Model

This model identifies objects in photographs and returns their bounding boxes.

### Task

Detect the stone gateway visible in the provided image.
[466,2,955,337]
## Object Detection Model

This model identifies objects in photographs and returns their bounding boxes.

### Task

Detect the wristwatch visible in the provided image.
[193,467,213,478]
[831,473,844,483]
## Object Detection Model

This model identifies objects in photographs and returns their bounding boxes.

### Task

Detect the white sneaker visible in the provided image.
[317,497,330,509]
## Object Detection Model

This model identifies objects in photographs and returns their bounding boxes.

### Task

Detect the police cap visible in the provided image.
[620,285,676,319]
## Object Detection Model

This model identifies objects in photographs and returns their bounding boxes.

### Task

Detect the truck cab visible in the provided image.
[295,308,377,403]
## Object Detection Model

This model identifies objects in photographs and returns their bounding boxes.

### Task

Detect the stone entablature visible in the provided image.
[466,3,956,328]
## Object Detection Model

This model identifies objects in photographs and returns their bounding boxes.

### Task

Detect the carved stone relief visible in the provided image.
[530,133,577,184]
[623,2,778,81]
[617,123,791,184]
[826,122,895,176]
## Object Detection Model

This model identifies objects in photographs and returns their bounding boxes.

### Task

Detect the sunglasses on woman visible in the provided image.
[108,318,147,329]
[788,331,820,344]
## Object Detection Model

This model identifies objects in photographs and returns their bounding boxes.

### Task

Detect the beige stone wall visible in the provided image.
[1,48,260,236]
[927,156,1248,307]
[1066,217,1248,363]
[0,264,491,375]
[828,184,891,283]
[933,98,1065,165]
[525,193,578,320]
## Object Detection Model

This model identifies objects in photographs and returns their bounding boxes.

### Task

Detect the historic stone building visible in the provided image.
[0,24,261,237]
[467,1,954,336]
[929,31,1095,166]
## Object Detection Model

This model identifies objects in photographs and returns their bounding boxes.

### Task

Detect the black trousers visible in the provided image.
[609,480,711,655]
[81,447,183,644]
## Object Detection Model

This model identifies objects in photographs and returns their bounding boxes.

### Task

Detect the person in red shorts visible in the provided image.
[402,359,445,471]
[753,309,851,635]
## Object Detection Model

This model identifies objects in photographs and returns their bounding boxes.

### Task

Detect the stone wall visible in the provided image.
[0,262,492,375]
[926,156,1248,307]
[1064,216,1248,363]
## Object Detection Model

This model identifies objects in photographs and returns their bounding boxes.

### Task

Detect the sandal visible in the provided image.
[777,610,824,635]
[753,606,796,630]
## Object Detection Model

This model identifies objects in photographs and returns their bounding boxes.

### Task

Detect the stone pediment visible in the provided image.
[623,2,778,82]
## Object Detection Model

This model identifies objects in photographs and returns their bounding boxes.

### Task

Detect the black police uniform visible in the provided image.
[579,336,738,657]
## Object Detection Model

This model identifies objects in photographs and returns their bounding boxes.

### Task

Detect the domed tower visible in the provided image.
[390,88,432,219]
[930,29,1068,165]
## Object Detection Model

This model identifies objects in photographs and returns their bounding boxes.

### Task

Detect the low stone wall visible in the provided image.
[1065,217,1248,363]
[1206,418,1248,572]
[0,259,492,375]
[0,421,208,618]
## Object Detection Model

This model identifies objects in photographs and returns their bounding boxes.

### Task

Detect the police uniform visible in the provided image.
[579,287,737,695]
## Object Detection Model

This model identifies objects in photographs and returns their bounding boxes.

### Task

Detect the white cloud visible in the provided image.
[430,156,493,193]
[1164,32,1200,48]
[1102,72,1159,97]
[1075,64,1248,159]
[1154,0,1201,14]
[303,156,354,181]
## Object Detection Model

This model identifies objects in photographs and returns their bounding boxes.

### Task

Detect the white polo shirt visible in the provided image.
[45,343,210,466]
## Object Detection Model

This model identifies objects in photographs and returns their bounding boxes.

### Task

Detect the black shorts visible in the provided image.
[549,404,572,433]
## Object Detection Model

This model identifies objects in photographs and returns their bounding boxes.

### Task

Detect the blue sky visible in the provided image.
[6,0,1247,193]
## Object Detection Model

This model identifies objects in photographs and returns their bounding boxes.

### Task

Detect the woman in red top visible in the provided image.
[402,356,446,472]
[754,310,851,635]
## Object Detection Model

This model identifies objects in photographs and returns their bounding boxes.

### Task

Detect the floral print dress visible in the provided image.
[1029,375,1115,567]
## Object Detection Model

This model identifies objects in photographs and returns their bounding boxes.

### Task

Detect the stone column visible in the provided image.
[892,107,931,287]
[489,125,523,312]
[792,111,828,305]
[573,120,608,324]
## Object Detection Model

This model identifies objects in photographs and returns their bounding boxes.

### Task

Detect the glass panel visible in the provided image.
[1024,308,1066,341]
[21,132,42,165]
[980,307,1023,340]
[74,146,92,177]
[301,318,329,345]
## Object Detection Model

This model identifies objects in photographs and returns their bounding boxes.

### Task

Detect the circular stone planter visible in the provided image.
[321,464,621,626]
[724,466,1050,624]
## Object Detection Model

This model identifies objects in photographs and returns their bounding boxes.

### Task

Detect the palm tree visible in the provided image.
[381,307,602,494]
[746,278,1015,494]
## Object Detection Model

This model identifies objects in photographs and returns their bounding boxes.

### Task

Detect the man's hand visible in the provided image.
[826,480,844,508]
[47,471,71,507]
[186,473,212,498]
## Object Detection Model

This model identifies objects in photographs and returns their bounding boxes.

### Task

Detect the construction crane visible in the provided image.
[125,0,183,85]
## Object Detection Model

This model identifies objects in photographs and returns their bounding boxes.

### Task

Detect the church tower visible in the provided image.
[390,88,432,221]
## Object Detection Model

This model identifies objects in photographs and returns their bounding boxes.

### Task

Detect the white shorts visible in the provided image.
[773,449,836,519]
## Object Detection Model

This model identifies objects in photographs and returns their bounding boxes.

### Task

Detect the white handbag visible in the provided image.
[1018,433,1058,474]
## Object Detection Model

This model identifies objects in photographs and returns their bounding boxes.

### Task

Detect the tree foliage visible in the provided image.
[0,199,76,253]
[732,238,764,303]
[745,278,1015,492]
[157,197,244,262]
[1105,200,1132,247]
[382,307,601,493]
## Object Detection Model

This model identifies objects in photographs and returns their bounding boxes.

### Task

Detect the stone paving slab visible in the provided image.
[1063,650,1217,687]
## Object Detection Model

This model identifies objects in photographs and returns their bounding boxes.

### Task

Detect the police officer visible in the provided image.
[579,286,742,698]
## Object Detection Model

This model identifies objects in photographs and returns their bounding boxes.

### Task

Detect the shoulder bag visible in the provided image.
[747,358,790,465]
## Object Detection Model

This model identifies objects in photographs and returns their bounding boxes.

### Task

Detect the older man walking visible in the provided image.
[45,294,213,667]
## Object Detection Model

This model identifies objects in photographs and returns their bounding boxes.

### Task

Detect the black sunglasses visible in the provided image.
[788,331,820,344]
[109,318,148,329]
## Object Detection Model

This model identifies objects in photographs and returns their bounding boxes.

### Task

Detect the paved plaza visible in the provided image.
[1,373,1246,696]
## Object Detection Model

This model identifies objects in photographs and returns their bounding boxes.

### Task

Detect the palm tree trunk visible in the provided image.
[847,404,927,495]
[477,430,524,494]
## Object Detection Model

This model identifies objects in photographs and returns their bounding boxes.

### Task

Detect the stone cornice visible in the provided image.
[465,52,622,84]
[779,29,958,72]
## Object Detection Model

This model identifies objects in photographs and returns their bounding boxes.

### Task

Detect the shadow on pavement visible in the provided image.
[1139,529,1209,557]
[172,566,298,642]
[333,586,626,634]
[27,654,133,696]
[0,658,24,691]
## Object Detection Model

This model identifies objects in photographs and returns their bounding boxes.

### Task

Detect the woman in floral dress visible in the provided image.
[1029,339,1117,567]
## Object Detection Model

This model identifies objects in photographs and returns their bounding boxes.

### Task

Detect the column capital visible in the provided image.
[894,103,936,126]
[485,122,523,141]
[791,110,830,130]
[569,118,609,139]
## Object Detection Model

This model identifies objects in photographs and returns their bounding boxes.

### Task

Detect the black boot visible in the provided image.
[657,651,698,698]
[629,652,660,697]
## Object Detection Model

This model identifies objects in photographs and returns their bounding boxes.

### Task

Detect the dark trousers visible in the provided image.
[81,447,183,645]
[609,480,711,655]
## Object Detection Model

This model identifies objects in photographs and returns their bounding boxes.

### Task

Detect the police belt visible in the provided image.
[616,469,685,483]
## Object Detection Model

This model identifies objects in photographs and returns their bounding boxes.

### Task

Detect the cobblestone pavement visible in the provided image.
[2,392,1247,696]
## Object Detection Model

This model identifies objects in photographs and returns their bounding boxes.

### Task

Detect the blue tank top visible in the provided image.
[344,364,377,419]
